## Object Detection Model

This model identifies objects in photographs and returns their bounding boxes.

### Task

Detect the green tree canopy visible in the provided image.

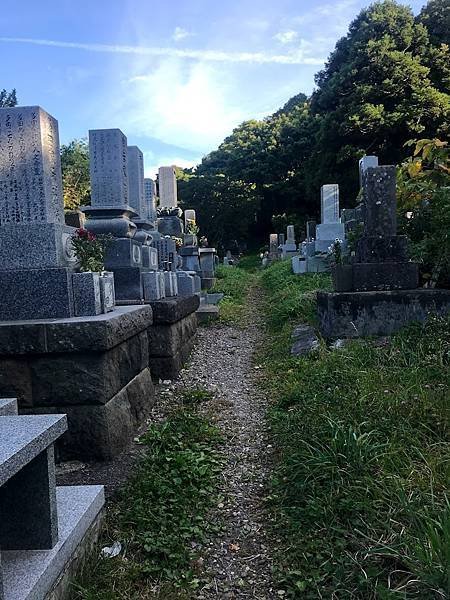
[0,89,17,107]
[60,139,91,210]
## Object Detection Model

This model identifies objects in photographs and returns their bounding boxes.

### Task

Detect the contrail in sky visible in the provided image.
[0,36,325,65]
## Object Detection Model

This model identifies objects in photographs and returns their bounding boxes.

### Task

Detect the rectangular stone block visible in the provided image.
[0,223,77,271]
[317,289,450,339]
[111,267,144,303]
[177,272,195,297]
[320,184,339,223]
[149,336,196,381]
[99,272,115,313]
[0,398,17,415]
[306,220,316,241]
[150,295,200,324]
[144,178,157,222]
[0,268,74,320]
[72,272,102,317]
[158,166,178,208]
[127,145,145,216]
[362,166,397,237]
[356,235,409,263]
[89,129,129,208]
[359,155,379,188]
[142,271,164,301]
[105,238,142,269]
[148,313,198,357]
[141,246,158,270]
[352,262,418,291]
[0,106,64,226]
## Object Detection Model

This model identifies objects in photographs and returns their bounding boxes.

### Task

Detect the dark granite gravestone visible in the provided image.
[317,164,450,337]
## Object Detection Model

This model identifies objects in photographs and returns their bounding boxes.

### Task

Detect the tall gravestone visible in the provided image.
[128,146,154,245]
[315,184,345,252]
[144,178,158,224]
[158,166,178,208]
[0,106,78,320]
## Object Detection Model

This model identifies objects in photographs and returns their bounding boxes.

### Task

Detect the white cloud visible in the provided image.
[0,37,325,65]
[143,152,198,178]
[172,27,192,42]
[273,30,299,45]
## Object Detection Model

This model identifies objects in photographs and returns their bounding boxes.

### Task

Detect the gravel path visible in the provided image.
[172,289,278,599]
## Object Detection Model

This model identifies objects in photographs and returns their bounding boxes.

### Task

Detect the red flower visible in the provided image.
[87,231,96,241]
[76,228,89,239]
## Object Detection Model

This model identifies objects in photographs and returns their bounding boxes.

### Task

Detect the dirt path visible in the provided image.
[172,287,278,599]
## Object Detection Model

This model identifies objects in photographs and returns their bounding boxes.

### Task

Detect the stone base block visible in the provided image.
[0,268,74,321]
[356,235,409,263]
[332,262,419,292]
[23,368,155,460]
[1,485,104,600]
[317,289,450,339]
[110,267,144,303]
[150,296,200,324]
[201,277,216,290]
[149,337,196,381]
[148,314,197,357]
[196,305,219,324]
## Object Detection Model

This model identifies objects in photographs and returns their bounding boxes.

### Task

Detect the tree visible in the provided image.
[418,0,450,45]
[60,139,90,210]
[0,89,17,107]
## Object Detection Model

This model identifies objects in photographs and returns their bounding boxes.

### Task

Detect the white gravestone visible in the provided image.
[158,166,178,208]
[320,184,340,224]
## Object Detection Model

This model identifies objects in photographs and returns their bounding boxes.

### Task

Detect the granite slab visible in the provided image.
[150,295,200,325]
[1,485,104,600]
[0,399,17,416]
[0,415,67,486]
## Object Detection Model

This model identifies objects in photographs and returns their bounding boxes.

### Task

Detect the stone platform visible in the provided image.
[148,295,200,380]
[1,485,104,600]
[0,306,155,460]
[317,289,450,338]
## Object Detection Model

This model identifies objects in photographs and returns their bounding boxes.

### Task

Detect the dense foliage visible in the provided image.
[61,139,91,210]
[178,0,450,251]
[0,88,17,107]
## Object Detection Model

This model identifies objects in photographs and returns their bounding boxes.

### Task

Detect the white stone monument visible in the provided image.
[158,166,178,208]
[144,178,158,223]
[316,184,345,252]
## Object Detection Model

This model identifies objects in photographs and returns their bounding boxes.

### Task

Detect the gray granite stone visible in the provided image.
[0,223,77,271]
[144,178,157,222]
[150,295,200,324]
[0,446,58,550]
[164,271,176,297]
[359,155,379,188]
[152,238,178,271]
[105,238,142,269]
[158,166,178,208]
[99,272,115,313]
[291,324,320,356]
[0,106,64,228]
[1,485,104,600]
[157,216,183,237]
[176,272,195,297]
[0,305,153,354]
[0,414,67,486]
[0,398,17,416]
[149,336,196,381]
[0,268,74,321]
[199,248,216,278]
[72,272,102,317]
[317,289,450,338]
[141,246,158,270]
[142,271,164,301]
[362,166,397,237]
[127,146,145,217]
[148,312,198,357]
[306,220,316,241]
[89,129,129,209]
[111,267,144,303]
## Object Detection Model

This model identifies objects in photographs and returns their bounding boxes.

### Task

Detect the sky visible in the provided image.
[0,0,425,177]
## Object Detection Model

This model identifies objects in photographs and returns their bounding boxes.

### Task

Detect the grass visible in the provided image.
[258,260,450,599]
[210,261,257,324]
[72,404,222,599]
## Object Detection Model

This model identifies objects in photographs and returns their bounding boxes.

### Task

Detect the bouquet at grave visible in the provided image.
[327,239,344,265]
[157,206,183,218]
[199,236,209,248]
[185,219,199,235]
[171,236,183,250]
[71,229,113,272]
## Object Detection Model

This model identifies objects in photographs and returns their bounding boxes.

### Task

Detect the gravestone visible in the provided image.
[315,184,345,252]
[0,106,84,320]
[158,166,178,208]
[280,225,297,258]
[144,178,158,224]
[306,220,316,241]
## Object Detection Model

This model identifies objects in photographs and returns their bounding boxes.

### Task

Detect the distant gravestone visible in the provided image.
[144,178,157,222]
[158,166,178,208]
[359,155,379,188]
[89,129,129,209]
[306,220,316,241]
[320,185,339,224]
[127,146,145,217]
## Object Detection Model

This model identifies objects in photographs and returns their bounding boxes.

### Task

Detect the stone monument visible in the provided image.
[315,184,345,252]
[157,166,183,237]
[317,164,450,337]
[0,105,97,320]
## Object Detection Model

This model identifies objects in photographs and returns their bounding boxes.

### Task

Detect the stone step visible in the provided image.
[0,415,67,487]
[196,304,220,324]
[1,485,104,600]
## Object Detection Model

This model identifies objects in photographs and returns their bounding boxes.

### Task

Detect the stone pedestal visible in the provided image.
[157,216,183,237]
[317,289,450,339]
[0,306,155,460]
[148,296,199,380]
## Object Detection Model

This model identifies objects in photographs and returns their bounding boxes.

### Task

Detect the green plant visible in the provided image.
[179,386,213,405]
[71,229,112,272]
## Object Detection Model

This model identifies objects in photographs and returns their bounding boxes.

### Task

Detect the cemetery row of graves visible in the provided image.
[0,101,449,599]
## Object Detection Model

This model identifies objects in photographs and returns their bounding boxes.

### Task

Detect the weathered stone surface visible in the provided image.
[196,305,219,324]
[0,398,17,416]
[27,331,149,407]
[362,166,397,237]
[23,368,155,460]
[148,313,197,357]
[0,306,153,354]
[356,235,409,263]
[317,289,450,339]
[149,337,196,381]
[290,324,320,356]
[150,295,200,325]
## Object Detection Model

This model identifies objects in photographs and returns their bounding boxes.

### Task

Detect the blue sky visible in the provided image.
[0,0,425,177]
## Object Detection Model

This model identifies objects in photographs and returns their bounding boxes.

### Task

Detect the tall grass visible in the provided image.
[260,260,450,599]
